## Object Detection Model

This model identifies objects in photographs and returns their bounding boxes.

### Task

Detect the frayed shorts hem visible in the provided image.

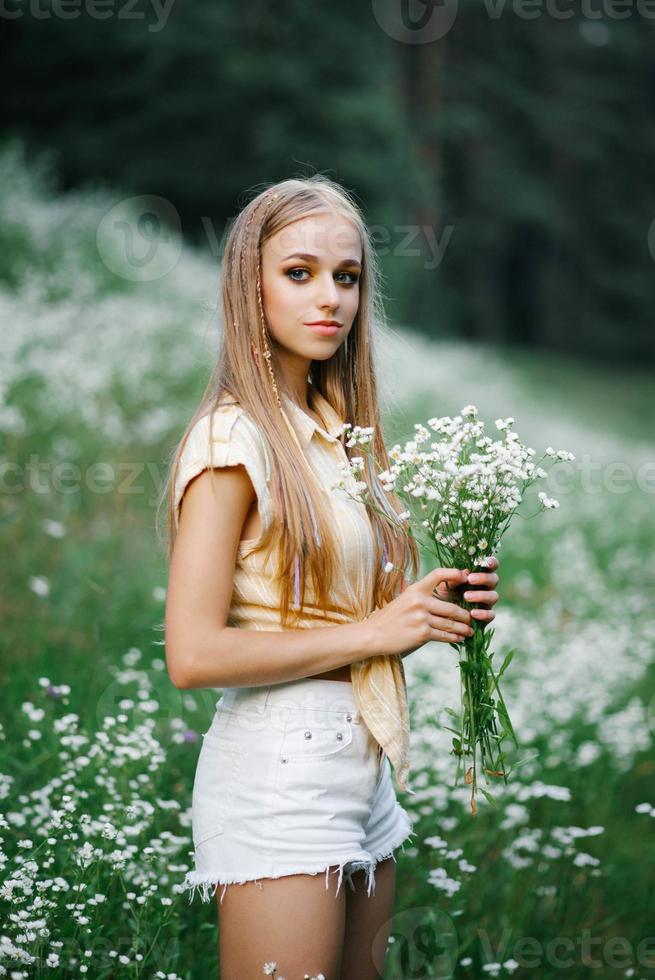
[184,820,416,906]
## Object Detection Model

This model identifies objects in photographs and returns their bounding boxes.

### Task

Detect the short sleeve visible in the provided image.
[173,404,273,533]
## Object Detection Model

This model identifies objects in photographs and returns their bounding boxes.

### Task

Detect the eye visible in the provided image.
[285,268,360,285]
[286,268,309,281]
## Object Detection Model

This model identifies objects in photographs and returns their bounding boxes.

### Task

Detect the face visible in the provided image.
[260,210,362,372]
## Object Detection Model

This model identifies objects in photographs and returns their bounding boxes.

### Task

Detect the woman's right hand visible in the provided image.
[364,567,475,658]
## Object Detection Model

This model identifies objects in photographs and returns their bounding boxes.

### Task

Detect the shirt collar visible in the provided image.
[280,389,345,449]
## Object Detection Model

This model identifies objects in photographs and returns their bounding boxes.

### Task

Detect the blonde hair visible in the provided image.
[158,174,419,627]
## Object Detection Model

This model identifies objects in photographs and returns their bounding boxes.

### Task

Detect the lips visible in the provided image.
[305,323,342,336]
[304,321,342,328]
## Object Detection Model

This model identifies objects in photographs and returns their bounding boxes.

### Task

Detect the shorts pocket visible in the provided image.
[280,714,354,762]
[191,733,246,848]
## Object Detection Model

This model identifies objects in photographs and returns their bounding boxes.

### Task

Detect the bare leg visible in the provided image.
[340,858,396,980]
[218,866,347,979]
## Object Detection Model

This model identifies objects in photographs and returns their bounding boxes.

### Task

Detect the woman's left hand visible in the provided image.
[463,556,499,624]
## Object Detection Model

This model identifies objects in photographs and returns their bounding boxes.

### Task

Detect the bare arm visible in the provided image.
[177,620,375,690]
[165,462,376,690]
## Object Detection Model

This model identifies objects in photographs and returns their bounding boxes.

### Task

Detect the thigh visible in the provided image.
[218,866,347,979]
[341,857,396,980]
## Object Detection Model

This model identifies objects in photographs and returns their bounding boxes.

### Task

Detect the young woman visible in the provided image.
[164,176,500,979]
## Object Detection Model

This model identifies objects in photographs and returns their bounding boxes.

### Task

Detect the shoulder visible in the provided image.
[174,399,271,530]
[182,399,265,457]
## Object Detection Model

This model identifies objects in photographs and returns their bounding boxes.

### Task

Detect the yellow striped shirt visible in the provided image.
[173,388,415,795]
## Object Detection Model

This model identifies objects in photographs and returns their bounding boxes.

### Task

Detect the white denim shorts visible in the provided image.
[183,677,415,905]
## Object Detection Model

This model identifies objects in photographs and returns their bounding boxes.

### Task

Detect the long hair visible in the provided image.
[158,174,419,627]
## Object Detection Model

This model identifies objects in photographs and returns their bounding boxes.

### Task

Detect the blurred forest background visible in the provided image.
[2,0,654,364]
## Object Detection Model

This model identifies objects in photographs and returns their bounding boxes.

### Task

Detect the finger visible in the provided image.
[422,566,470,592]
[431,626,468,644]
[467,572,499,588]
[428,615,475,637]
[430,598,473,624]
[463,590,499,606]
[471,608,496,621]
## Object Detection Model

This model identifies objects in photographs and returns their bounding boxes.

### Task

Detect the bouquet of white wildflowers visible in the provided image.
[332,404,574,814]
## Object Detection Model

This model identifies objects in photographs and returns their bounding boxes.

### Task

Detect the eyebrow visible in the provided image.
[281,252,362,270]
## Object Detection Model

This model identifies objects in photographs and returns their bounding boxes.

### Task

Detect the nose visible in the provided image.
[315,271,340,311]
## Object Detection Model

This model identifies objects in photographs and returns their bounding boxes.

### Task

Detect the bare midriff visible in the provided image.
[307,664,352,682]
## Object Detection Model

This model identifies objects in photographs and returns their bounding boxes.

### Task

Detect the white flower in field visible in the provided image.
[29,575,50,597]
[545,446,557,456]
[538,492,560,509]
[557,449,575,461]
[22,702,44,721]
[573,852,600,867]
[42,518,66,538]
[398,510,410,520]
[461,404,478,417]
[263,965,277,976]
[123,647,141,666]
[76,842,95,868]
[383,562,394,574]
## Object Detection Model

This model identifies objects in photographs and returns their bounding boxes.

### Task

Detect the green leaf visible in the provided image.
[497,648,516,679]
[505,751,540,775]
[480,787,498,807]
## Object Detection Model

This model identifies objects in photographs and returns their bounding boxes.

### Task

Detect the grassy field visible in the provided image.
[1,139,654,979]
